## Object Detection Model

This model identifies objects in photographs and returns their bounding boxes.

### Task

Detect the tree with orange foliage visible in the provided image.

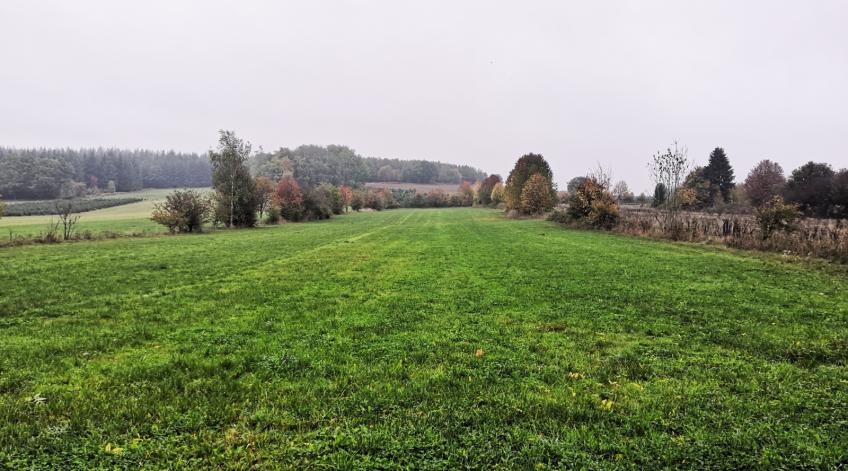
[339,185,353,213]
[458,181,475,206]
[520,173,554,214]
[274,177,304,221]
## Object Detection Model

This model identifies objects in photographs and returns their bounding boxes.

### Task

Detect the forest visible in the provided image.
[0,148,211,199]
[0,145,485,201]
[250,145,485,187]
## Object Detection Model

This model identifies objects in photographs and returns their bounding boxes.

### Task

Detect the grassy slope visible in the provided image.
[0,208,846,468]
[0,188,209,237]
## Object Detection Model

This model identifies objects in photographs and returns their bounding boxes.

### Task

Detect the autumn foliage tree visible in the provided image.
[567,177,620,229]
[274,177,304,221]
[254,175,275,220]
[520,174,554,214]
[458,181,475,206]
[490,182,505,205]
[504,153,555,211]
[476,174,502,205]
[339,185,353,212]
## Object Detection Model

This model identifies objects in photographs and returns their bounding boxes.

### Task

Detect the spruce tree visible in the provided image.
[703,147,735,204]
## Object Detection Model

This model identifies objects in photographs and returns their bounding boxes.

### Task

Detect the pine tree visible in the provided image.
[703,147,735,204]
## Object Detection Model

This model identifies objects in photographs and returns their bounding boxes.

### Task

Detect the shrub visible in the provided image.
[264,205,281,224]
[756,196,800,239]
[303,186,334,220]
[567,178,620,229]
[151,189,211,233]
[316,183,344,215]
[351,190,365,211]
[519,174,554,214]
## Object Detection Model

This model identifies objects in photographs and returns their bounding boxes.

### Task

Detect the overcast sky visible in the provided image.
[1,1,846,192]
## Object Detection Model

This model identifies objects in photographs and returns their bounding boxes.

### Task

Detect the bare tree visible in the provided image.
[589,163,613,190]
[649,141,690,236]
[612,180,631,201]
[55,201,80,240]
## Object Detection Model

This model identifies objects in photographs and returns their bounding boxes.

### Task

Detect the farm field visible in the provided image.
[0,188,210,237]
[1,208,846,468]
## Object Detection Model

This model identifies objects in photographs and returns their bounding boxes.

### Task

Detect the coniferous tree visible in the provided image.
[652,183,667,207]
[703,147,735,204]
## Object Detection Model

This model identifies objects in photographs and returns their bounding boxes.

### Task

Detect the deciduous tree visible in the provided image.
[151,189,212,233]
[254,176,275,220]
[476,174,502,205]
[274,177,304,222]
[784,162,834,217]
[520,174,554,214]
[744,160,785,207]
[649,141,690,236]
[504,153,555,211]
[210,130,258,227]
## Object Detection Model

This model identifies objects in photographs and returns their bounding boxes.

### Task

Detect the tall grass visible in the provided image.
[614,207,848,261]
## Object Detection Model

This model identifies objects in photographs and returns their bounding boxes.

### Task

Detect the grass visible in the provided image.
[0,188,209,237]
[1,208,846,468]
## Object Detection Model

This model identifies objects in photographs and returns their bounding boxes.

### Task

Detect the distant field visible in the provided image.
[1,208,846,468]
[0,188,210,237]
[364,181,463,193]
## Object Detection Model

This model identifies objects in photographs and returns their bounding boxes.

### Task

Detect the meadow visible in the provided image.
[1,208,846,468]
[0,188,209,238]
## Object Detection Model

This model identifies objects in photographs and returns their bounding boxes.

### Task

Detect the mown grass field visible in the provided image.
[1,208,846,468]
[0,188,210,238]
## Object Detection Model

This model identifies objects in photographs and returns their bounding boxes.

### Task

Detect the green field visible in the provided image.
[0,188,210,238]
[1,208,846,468]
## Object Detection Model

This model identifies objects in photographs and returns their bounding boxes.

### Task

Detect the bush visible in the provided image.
[756,196,800,239]
[151,190,212,233]
[264,205,281,224]
[519,174,554,214]
[303,186,334,220]
[567,178,620,229]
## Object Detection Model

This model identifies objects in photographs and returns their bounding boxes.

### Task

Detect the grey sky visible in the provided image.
[2,1,846,192]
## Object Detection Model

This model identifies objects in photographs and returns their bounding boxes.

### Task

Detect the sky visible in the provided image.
[1,1,846,193]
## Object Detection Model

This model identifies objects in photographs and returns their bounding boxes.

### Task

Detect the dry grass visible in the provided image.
[614,206,848,261]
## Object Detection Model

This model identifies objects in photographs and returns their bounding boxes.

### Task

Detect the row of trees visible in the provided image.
[250,146,486,187]
[0,147,212,199]
[0,144,485,202]
[647,146,847,219]
[153,132,486,233]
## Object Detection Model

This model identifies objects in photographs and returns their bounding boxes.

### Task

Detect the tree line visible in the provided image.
[250,146,486,187]
[0,147,212,200]
[645,146,848,219]
[0,145,484,202]
[152,131,487,233]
